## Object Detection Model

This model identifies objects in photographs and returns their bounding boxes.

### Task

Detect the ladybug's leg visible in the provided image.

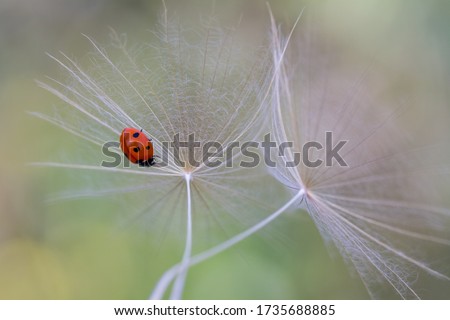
[138,158,155,167]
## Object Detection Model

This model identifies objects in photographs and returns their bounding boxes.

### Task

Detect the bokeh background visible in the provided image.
[1,0,449,299]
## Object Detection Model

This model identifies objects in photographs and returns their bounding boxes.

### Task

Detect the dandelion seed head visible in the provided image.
[34,12,278,253]
[269,17,450,298]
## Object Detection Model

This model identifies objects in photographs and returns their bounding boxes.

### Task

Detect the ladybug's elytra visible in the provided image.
[120,128,155,166]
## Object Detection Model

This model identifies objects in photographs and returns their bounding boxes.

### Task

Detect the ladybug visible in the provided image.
[120,128,155,166]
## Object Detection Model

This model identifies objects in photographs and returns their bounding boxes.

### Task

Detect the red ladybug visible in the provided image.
[120,128,155,166]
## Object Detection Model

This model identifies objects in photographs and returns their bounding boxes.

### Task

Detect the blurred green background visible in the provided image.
[1,0,449,299]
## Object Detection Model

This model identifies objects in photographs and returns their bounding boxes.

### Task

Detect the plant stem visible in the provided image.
[150,188,305,299]
[169,173,193,299]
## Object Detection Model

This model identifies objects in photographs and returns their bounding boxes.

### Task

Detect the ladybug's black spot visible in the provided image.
[146,146,150,150]
[133,132,140,138]
[133,147,140,152]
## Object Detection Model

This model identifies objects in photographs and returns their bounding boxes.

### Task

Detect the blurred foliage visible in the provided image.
[0,0,449,299]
